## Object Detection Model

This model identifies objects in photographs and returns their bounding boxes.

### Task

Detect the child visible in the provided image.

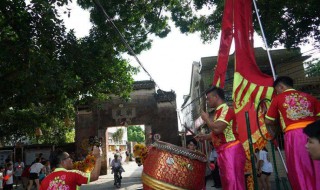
[3,163,13,190]
[111,154,125,177]
[0,166,4,190]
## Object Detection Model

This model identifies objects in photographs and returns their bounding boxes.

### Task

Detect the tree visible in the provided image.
[305,59,320,77]
[0,0,137,144]
[165,0,319,49]
[78,0,319,49]
[127,126,145,143]
[112,128,124,144]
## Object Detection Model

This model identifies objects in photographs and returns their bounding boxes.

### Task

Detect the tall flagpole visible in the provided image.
[252,0,277,80]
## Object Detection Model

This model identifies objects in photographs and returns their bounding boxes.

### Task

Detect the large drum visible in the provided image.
[142,141,207,190]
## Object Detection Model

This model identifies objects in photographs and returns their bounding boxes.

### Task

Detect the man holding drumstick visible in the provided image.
[195,86,246,190]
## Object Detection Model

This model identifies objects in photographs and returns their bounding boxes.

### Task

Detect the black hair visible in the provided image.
[303,120,320,141]
[50,149,66,168]
[187,139,198,147]
[262,147,268,152]
[205,86,225,100]
[35,157,41,163]
[273,76,294,88]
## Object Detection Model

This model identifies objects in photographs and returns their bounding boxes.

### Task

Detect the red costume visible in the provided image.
[266,89,320,190]
[211,103,246,190]
[40,168,90,190]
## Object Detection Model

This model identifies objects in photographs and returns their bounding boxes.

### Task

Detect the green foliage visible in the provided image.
[112,128,124,143]
[90,0,318,48]
[77,0,172,55]
[0,0,137,144]
[127,125,145,143]
[305,59,320,77]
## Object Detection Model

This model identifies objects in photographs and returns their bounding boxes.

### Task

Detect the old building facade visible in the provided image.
[182,47,319,133]
[76,80,179,174]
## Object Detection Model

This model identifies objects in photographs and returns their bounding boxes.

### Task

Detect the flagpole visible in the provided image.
[252,0,277,80]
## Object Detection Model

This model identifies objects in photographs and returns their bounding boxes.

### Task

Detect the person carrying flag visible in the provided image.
[265,76,320,190]
[195,86,246,190]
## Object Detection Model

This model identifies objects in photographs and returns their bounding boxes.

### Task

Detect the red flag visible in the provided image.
[212,0,233,88]
[233,0,274,148]
[212,0,276,184]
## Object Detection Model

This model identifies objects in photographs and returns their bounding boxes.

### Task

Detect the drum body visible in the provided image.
[142,141,207,190]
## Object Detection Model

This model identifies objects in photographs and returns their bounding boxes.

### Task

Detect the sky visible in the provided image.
[62,2,318,111]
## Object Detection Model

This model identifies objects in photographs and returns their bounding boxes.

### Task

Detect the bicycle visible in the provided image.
[113,166,122,188]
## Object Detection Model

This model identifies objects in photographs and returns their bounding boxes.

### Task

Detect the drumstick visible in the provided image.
[183,125,196,136]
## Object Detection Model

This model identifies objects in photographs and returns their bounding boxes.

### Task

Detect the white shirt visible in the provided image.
[5,169,13,185]
[259,150,273,173]
[30,163,44,174]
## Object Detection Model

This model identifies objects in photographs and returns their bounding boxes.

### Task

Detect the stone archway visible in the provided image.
[75,80,180,174]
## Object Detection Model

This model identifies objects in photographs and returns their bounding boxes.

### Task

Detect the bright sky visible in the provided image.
[62,2,318,110]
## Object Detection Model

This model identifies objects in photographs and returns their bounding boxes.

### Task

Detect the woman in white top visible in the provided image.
[257,147,273,190]
[27,158,44,190]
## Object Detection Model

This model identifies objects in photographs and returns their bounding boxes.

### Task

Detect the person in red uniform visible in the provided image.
[40,146,101,190]
[195,86,246,190]
[265,76,320,190]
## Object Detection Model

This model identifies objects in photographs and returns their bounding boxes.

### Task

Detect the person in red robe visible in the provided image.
[265,76,320,190]
[40,146,101,190]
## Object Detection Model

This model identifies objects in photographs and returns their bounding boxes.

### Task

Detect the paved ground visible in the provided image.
[81,161,143,190]
[81,161,222,190]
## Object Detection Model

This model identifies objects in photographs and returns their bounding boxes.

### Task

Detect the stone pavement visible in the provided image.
[81,161,143,190]
[81,161,222,190]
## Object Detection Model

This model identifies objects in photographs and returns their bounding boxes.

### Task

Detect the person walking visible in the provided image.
[265,76,320,190]
[196,86,246,190]
[27,158,44,190]
[125,150,130,163]
[40,146,102,190]
[257,147,273,190]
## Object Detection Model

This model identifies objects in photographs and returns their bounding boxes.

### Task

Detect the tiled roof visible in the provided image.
[133,80,156,90]
[154,89,176,102]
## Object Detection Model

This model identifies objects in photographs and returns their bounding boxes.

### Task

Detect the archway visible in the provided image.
[75,80,180,174]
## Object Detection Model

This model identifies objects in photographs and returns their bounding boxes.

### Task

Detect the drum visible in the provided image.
[142,141,207,190]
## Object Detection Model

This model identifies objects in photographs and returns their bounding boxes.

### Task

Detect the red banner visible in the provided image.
[212,0,233,88]
[213,1,276,187]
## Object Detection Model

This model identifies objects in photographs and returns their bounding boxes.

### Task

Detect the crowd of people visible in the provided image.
[0,147,102,190]
[0,147,133,190]
[0,153,53,190]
